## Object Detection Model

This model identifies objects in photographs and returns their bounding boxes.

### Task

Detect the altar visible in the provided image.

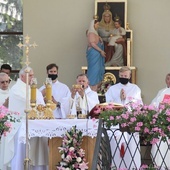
[19,119,98,170]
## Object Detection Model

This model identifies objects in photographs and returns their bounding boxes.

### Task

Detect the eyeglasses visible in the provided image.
[0,80,10,84]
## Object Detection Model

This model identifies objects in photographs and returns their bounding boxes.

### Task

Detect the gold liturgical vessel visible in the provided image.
[67,84,88,119]
[28,78,55,119]
[28,78,38,119]
[43,78,55,119]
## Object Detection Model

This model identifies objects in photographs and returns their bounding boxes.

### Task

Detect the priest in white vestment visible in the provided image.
[69,73,99,116]
[0,64,16,88]
[105,66,143,169]
[0,67,48,170]
[151,73,170,168]
[0,72,11,107]
[39,63,71,118]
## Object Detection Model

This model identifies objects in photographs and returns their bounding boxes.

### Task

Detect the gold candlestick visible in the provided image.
[45,78,52,102]
[30,78,37,103]
[28,78,38,119]
[43,78,55,119]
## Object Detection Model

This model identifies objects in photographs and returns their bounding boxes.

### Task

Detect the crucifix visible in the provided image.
[17,35,37,170]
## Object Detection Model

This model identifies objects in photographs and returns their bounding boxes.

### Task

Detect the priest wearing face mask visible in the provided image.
[105,66,142,105]
[105,66,143,169]
[39,63,71,118]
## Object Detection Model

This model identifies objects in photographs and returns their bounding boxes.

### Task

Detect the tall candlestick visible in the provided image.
[31,84,36,102]
[30,78,37,103]
[45,78,52,102]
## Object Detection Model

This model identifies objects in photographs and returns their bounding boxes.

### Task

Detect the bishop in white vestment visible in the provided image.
[0,67,48,170]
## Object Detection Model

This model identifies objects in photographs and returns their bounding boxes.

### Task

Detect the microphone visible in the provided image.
[83,86,90,119]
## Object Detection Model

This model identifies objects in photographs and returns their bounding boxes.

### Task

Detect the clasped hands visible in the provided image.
[120,89,126,101]
[71,85,84,99]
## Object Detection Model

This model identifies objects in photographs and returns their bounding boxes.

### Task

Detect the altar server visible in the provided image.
[39,63,71,118]
[69,73,99,116]
[105,66,143,169]
[0,66,48,170]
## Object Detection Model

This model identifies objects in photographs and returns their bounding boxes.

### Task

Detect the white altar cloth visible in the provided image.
[18,119,98,143]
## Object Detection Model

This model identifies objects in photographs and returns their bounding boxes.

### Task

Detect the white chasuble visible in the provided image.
[0,78,48,170]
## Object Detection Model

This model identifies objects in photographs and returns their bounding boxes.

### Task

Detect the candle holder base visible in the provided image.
[28,108,37,119]
[78,114,87,119]
[43,103,55,119]
[67,114,76,119]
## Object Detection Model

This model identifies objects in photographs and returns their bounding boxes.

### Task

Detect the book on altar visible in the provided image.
[99,102,123,107]
[162,94,170,103]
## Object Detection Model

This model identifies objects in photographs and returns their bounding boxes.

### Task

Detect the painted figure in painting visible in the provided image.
[105,19,126,66]
[98,3,126,66]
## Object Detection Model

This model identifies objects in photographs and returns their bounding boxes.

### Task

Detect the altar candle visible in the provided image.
[46,83,52,101]
[31,83,37,102]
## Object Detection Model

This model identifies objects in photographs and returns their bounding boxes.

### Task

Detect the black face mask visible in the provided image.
[119,77,129,85]
[48,74,58,81]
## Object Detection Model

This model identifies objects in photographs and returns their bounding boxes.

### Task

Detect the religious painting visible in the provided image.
[94,0,133,67]
[95,0,127,29]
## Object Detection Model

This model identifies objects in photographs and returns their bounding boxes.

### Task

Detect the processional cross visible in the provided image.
[17,35,37,170]
[18,35,37,67]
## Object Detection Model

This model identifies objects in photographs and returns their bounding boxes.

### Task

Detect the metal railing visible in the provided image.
[91,119,112,170]
[92,119,170,170]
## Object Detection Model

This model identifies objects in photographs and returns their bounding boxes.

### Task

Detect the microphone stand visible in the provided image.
[83,86,90,119]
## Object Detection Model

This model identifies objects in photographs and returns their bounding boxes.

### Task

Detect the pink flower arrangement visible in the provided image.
[57,126,88,170]
[97,101,170,144]
[0,105,20,137]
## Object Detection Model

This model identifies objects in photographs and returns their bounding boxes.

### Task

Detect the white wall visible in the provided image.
[24,0,170,104]
[128,0,170,103]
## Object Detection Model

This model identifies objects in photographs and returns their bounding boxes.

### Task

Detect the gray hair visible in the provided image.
[19,66,33,78]
[166,73,170,77]
[0,72,8,77]
[76,73,88,79]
